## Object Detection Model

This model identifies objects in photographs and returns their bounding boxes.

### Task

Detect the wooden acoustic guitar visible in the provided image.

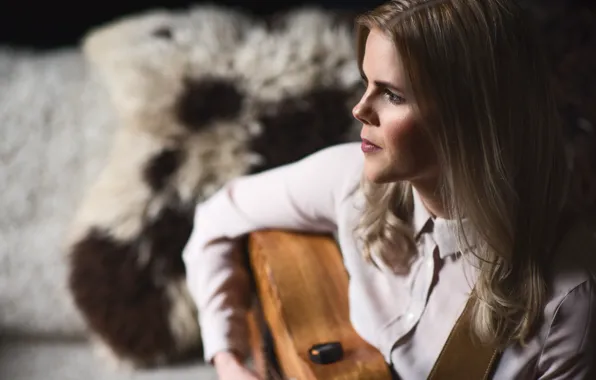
[245,230,392,380]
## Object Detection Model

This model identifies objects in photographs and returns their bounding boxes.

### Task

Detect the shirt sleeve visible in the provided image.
[182,142,362,363]
[537,279,596,379]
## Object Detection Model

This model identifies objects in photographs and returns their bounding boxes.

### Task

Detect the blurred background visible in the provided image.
[0,1,594,380]
[0,1,385,49]
[3,0,590,48]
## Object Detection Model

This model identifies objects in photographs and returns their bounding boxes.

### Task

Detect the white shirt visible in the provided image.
[182,142,596,379]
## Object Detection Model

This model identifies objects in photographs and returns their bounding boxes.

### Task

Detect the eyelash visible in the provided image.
[360,81,405,105]
[383,89,405,105]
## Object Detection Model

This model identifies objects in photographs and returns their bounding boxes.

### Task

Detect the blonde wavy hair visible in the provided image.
[355,0,572,349]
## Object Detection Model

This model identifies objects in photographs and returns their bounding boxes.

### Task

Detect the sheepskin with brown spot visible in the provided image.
[65,5,361,369]
[65,1,595,370]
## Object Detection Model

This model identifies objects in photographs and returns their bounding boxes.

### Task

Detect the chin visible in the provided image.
[362,154,413,184]
[363,166,397,184]
[364,164,416,186]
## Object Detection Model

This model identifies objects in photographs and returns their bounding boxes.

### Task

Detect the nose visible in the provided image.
[352,98,377,126]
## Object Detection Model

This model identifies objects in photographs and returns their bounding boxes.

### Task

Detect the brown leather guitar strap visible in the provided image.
[427,293,501,380]
[427,214,577,379]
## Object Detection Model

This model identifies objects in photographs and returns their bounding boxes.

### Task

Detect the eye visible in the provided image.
[383,89,405,105]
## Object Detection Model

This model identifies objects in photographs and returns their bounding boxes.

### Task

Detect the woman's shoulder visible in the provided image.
[548,220,596,297]
[537,223,596,377]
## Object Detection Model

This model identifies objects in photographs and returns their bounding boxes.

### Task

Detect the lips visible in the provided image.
[361,138,382,153]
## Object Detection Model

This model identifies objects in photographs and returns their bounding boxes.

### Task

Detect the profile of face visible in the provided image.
[352,28,438,185]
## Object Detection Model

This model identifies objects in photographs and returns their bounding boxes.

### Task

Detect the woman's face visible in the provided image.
[353,28,438,185]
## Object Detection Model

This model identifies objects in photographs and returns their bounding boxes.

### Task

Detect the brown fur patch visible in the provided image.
[143,149,182,192]
[142,202,193,280]
[152,27,173,40]
[175,77,244,130]
[249,86,356,172]
[68,203,194,364]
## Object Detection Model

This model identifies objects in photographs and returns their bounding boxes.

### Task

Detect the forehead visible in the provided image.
[362,28,405,84]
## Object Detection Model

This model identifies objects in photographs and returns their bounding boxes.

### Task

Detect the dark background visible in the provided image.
[2,0,593,49]
[0,1,385,49]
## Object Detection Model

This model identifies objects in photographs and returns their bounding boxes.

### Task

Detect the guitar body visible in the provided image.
[246,230,392,380]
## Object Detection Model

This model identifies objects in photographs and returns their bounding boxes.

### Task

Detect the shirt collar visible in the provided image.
[411,188,478,258]
[411,187,433,238]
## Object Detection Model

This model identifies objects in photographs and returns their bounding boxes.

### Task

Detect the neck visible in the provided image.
[410,176,447,219]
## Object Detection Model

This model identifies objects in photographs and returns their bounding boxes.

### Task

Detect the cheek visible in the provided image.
[383,115,420,152]
[383,114,437,168]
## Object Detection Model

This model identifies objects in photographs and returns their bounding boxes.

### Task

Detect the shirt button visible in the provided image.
[405,312,415,321]
[426,257,434,267]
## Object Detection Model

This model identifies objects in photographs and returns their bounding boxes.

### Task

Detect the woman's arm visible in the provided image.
[537,279,596,379]
[182,143,362,363]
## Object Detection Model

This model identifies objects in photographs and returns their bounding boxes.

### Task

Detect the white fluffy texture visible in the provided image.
[69,5,361,366]
[0,48,119,337]
[71,5,360,247]
[82,5,257,133]
[235,8,360,103]
[69,6,261,244]
[66,6,262,364]
[0,4,361,346]
[166,278,201,353]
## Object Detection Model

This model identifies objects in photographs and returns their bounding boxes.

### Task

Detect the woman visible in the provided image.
[182,0,596,379]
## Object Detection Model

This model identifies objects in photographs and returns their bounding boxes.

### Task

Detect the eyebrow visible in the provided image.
[360,72,405,94]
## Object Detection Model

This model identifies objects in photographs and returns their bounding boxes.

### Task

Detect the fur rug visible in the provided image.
[2,0,593,372]
[65,2,596,369]
[0,47,118,338]
[65,5,361,368]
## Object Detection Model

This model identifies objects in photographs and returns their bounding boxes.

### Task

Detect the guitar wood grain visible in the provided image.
[247,230,392,380]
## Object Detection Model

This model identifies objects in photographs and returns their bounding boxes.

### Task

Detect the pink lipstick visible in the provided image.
[361,138,382,153]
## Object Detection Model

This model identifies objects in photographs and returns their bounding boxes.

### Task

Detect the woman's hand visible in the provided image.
[213,351,261,380]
